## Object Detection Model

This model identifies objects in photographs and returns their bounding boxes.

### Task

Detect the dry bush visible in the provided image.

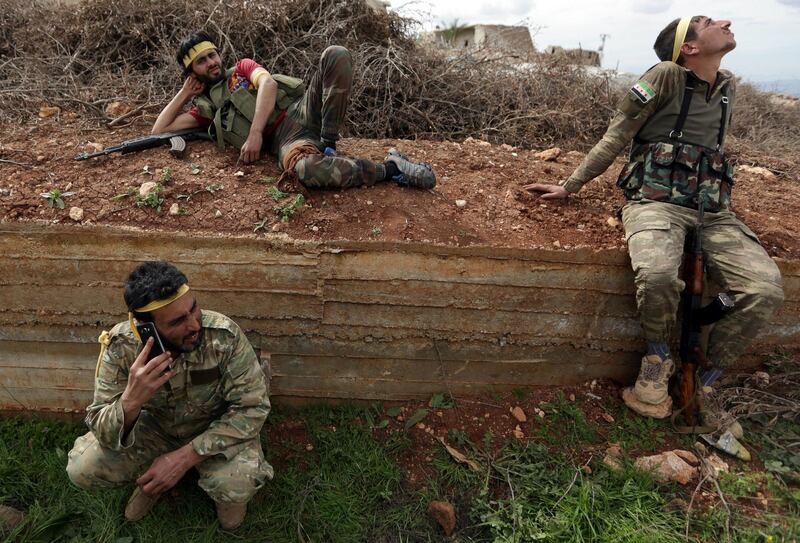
[1,0,798,168]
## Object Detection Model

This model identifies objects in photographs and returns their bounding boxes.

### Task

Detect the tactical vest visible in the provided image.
[193,68,305,150]
[617,75,733,212]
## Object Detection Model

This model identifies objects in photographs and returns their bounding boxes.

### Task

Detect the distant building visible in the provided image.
[430,25,535,56]
[364,0,390,13]
[543,46,601,67]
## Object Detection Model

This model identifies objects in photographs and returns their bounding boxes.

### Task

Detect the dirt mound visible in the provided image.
[2,115,799,259]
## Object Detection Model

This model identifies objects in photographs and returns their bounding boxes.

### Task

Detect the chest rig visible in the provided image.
[617,75,733,212]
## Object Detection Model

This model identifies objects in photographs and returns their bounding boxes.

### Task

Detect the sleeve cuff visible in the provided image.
[561,178,583,194]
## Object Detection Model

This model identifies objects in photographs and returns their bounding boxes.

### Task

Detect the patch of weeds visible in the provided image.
[111,186,137,201]
[253,217,270,232]
[429,392,455,409]
[537,392,599,447]
[266,186,288,200]
[259,175,275,184]
[606,405,671,451]
[447,428,472,447]
[176,183,224,202]
[371,226,382,236]
[135,184,163,211]
[274,194,305,222]
[474,441,685,542]
[141,164,153,175]
[190,163,201,175]
[511,387,528,401]
[404,408,428,431]
[159,167,173,185]
[40,189,75,209]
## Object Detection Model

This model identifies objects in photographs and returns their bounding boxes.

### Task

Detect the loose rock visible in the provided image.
[455,199,467,208]
[738,165,776,179]
[634,451,698,485]
[0,504,24,531]
[68,206,84,221]
[510,406,527,422]
[38,106,60,118]
[139,181,158,197]
[513,425,525,439]
[427,501,456,536]
[622,387,672,419]
[105,101,132,117]
[169,203,180,216]
[534,147,561,161]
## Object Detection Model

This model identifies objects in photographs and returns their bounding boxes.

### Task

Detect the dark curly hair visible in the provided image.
[176,30,218,76]
[653,16,702,64]
[124,261,188,321]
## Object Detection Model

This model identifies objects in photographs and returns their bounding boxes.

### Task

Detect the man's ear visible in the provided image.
[680,41,700,59]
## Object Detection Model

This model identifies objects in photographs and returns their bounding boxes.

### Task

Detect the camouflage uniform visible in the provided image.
[561,61,784,366]
[271,45,384,188]
[66,310,273,504]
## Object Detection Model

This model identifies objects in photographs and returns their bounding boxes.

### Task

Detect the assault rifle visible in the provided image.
[74,128,212,161]
[676,199,735,430]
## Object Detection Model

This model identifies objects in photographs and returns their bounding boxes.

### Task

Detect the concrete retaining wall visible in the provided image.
[1,222,798,414]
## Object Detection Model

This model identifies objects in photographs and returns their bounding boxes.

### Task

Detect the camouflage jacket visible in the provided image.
[85,310,269,460]
[562,61,735,194]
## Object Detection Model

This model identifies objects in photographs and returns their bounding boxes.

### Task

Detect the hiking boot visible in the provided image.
[215,501,247,530]
[124,487,160,522]
[633,354,675,405]
[384,148,436,189]
[698,387,744,439]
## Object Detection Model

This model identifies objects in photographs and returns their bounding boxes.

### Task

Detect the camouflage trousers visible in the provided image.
[269,45,383,188]
[622,200,784,367]
[66,415,273,504]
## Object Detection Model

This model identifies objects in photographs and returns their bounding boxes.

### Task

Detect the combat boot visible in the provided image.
[384,148,436,189]
[633,354,675,405]
[124,487,160,522]
[215,501,247,530]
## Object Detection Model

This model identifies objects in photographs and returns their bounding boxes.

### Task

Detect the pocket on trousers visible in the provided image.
[624,218,671,243]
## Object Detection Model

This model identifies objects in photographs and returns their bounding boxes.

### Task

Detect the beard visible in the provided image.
[163,328,204,354]
[197,68,225,86]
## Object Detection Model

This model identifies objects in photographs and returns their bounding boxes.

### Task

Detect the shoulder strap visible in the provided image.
[670,73,696,140]
[717,83,730,151]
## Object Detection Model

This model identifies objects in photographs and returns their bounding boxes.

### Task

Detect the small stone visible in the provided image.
[703,453,730,478]
[38,105,61,118]
[311,225,319,232]
[536,408,545,419]
[427,501,456,536]
[0,505,25,531]
[552,240,561,247]
[582,465,592,475]
[85,142,103,154]
[534,147,561,161]
[366,200,373,205]
[36,155,46,162]
[169,203,180,216]
[577,223,585,230]
[305,443,313,451]
[139,181,158,197]
[271,222,285,232]
[500,143,514,151]
[105,101,132,117]
[751,371,770,388]
[601,412,615,424]
[603,443,623,471]
[737,164,776,179]
[513,425,525,439]
[416,422,426,430]
[455,199,467,208]
[510,406,527,422]
[214,210,223,218]
[568,393,576,402]
[606,217,621,227]
[68,206,84,221]
[234,170,245,177]
[0,188,11,197]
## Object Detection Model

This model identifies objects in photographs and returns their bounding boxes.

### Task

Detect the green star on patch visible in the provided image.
[630,80,656,104]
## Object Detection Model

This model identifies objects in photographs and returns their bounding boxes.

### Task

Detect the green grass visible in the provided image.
[2,397,799,543]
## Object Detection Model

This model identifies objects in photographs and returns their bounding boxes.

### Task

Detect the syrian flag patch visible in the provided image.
[630,80,656,104]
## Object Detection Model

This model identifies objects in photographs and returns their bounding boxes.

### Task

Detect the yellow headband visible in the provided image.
[182,41,217,68]
[672,17,693,63]
[128,284,191,342]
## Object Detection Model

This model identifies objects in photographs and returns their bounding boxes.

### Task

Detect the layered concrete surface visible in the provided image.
[1,222,798,413]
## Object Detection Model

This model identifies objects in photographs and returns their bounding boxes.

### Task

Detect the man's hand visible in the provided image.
[136,444,204,495]
[180,75,205,100]
[240,131,263,164]
[523,183,570,200]
[120,337,173,413]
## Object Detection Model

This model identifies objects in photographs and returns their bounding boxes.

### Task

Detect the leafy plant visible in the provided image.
[267,186,288,200]
[141,164,152,175]
[177,183,224,202]
[274,194,305,222]
[159,167,173,185]
[111,186,136,201]
[190,163,201,175]
[429,392,454,409]
[259,175,275,184]
[253,217,270,232]
[40,189,75,209]
[371,226,382,236]
[135,184,163,210]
